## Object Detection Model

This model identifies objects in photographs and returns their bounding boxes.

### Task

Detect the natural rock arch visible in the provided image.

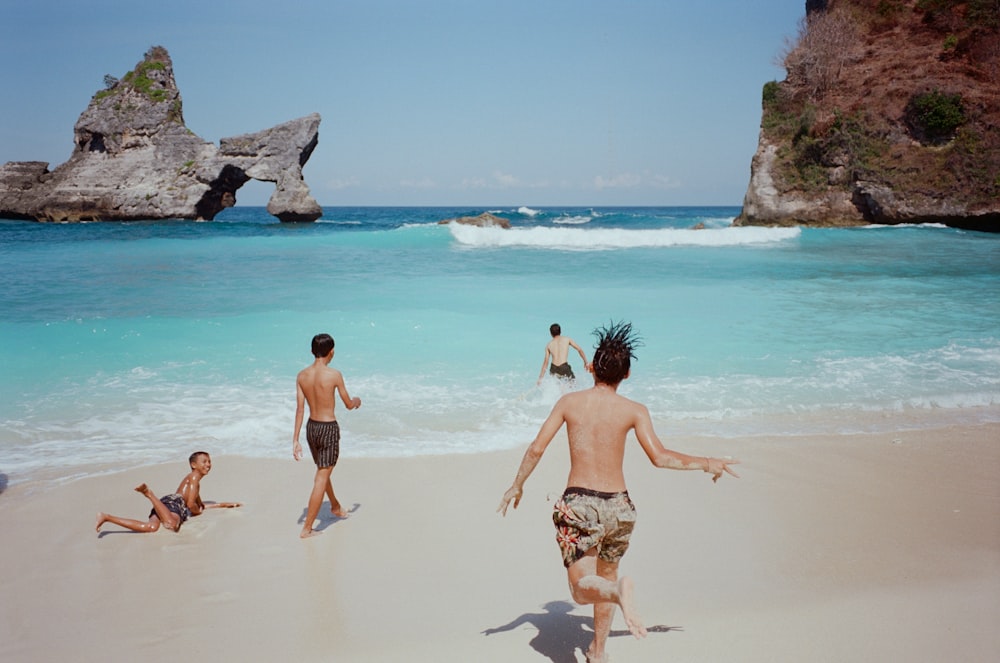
[0,47,323,222]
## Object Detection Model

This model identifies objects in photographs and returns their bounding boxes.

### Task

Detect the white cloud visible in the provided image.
[649,173,682,189]
[593,172,641,190]
[459,172,536,190]
[591,171,681,191]
[400,177,437,189]
[460,177,489,189]
[327,176,361,190]
[492,171,520,188]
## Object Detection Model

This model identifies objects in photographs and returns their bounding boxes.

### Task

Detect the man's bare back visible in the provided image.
[520,381,729,495]
[547,336,573,365]
[539,324,590,385]
[557,385,638,492]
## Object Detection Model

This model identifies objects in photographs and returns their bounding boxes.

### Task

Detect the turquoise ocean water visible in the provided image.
[1,206,998,485]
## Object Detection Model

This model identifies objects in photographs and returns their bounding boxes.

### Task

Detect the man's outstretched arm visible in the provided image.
[633,404,739,482]
[498,403,565,515]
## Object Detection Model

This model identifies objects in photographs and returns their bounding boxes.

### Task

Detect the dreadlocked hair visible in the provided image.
[591,320,642,385]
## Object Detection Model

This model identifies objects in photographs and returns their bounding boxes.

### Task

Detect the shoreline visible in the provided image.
[3,404,999,491]
[2,422,999,662]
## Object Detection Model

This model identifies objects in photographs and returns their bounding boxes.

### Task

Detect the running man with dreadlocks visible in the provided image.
[498,321,739,663]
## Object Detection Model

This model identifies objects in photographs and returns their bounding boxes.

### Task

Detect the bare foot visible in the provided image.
[300,528,323,539]
[585,648,609,663]
[134,483,150,495]
[331,504,349,519]
[617,576,646,639]
[96,512,107,532]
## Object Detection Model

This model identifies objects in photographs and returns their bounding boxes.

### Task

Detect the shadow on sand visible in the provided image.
[483,600,681,663]
[297,501,361,533]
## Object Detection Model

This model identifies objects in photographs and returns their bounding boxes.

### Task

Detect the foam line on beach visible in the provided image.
[447,223,800,250]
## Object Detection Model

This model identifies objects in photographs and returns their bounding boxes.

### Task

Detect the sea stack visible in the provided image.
[735,0,999,232]
[0,46,323,222]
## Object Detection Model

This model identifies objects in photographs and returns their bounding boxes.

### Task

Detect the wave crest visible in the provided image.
[448,224,800,250]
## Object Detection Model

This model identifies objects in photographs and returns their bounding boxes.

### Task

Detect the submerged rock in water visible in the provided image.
[438,212,511,228]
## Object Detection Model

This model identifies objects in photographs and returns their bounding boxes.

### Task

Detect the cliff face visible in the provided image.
[736,0,999,232]
[0,46,322,222]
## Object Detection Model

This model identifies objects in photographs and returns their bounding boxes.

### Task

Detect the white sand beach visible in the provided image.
[2,422,998,662]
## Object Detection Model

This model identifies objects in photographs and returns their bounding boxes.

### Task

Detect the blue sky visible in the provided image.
[1,1,803,207]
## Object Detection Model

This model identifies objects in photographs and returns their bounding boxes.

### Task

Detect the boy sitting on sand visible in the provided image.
[96,451,241,534]
[499,321,738,663]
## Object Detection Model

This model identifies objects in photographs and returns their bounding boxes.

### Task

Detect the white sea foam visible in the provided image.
[701,216,739,228]
[4,352,997,484]
[448,224,800,250]
[860,223,951,230]
[552,214,593,225]
[517,206,541,216]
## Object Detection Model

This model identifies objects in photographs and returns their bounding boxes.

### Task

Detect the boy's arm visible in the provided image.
[293,378,306,461]
[569,338,589,369]
[632,404,739,482]
[180,471,242,511]
[180,475,205,515]
[202,500,243,509]
[335,371,361,410]
[537,346,552,383]
[498,402,565,515]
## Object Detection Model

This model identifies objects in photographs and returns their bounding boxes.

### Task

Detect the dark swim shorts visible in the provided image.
[549,362,575,380]
[552,487,637,568]
[149,493,191,524]
[306,418,341,468]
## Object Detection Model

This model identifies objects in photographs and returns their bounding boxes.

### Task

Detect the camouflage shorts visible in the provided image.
[552,487,636,568]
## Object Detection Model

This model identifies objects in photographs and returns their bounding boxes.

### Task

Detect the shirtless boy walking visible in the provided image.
[538,323,589,385]
[96,451,241,534]
[293,332,362,538]
[500,321,739,663]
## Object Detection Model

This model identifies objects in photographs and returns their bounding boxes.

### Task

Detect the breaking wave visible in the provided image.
[448,223,800,250]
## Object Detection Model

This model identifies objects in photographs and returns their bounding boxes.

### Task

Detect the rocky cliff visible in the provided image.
[736,0,999,232]
[0,46,322,222]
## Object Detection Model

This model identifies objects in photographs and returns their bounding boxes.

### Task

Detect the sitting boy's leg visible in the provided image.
[96,511,160,533]
[136,483,181,530]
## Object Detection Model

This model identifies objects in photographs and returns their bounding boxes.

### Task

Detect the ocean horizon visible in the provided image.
[2,205,998,486]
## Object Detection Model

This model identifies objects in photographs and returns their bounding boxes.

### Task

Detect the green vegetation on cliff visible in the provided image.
[760,0,999,210]
[93,45,176,108]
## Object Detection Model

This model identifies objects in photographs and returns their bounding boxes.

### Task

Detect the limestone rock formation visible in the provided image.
[0,46,322,222]
[736,0,999,232]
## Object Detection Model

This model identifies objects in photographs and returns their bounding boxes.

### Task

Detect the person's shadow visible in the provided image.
[297,502,361,532]
[483,600,681,663]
